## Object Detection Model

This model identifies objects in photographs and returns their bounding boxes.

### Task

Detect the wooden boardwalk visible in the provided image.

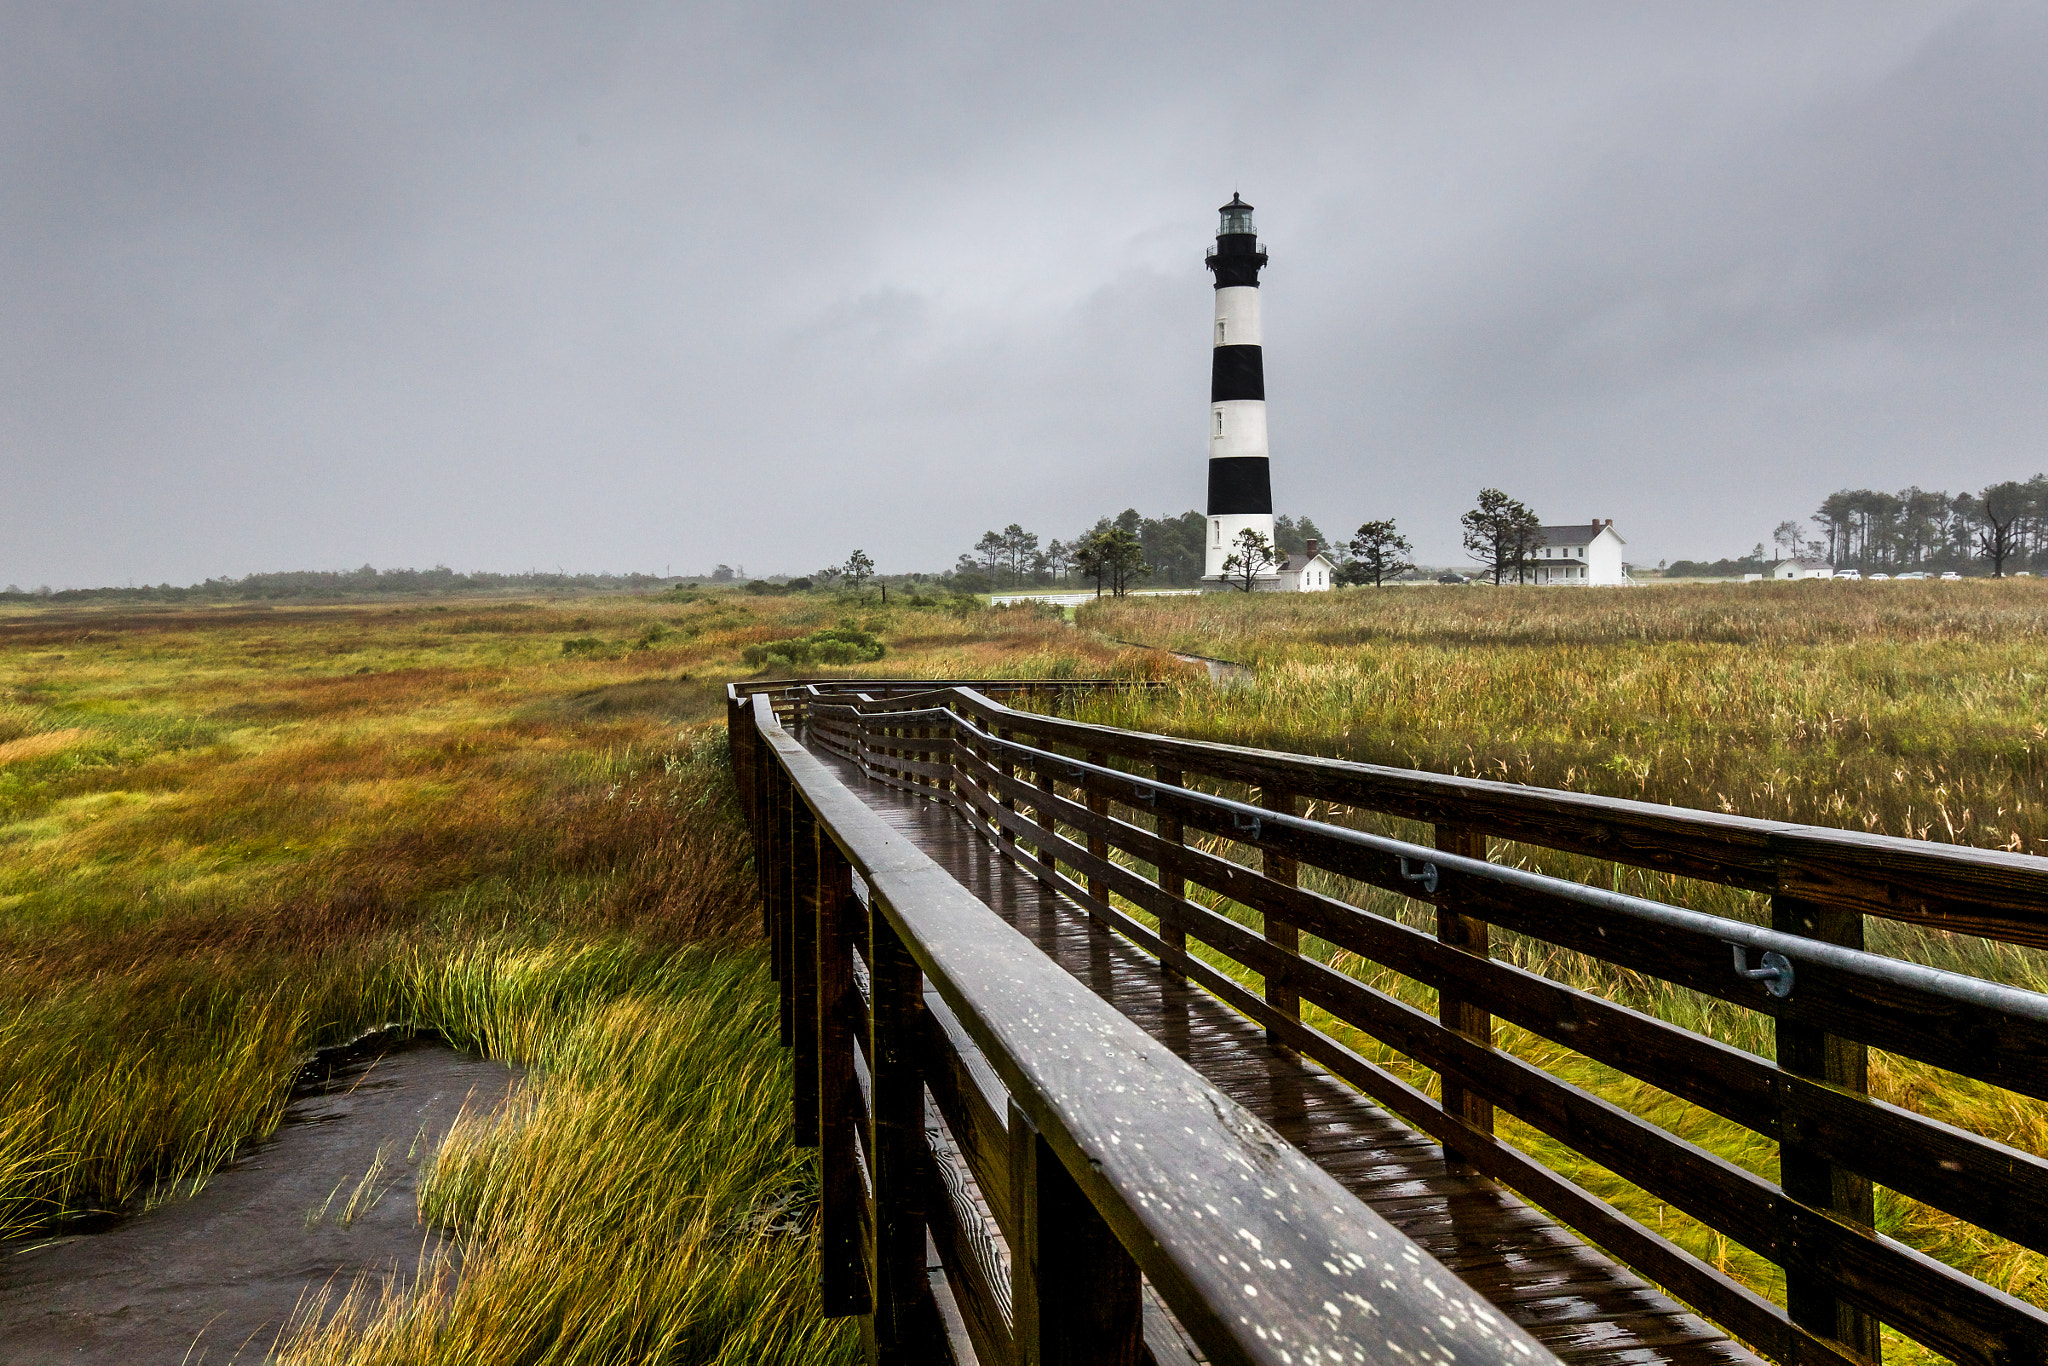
[818,745,1760,1366]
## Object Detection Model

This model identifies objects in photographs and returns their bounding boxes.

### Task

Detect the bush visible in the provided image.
[739,628,885,670]
[560,637,607,657]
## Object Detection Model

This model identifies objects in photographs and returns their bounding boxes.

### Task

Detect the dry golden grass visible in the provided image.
[0,587,1133,1357]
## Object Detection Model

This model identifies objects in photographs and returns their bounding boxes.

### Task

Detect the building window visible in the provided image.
[1212,519,1221,547]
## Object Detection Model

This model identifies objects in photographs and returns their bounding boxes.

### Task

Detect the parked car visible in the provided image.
[1835,569,1862,581]
[1868,573,1891,581]
[1940,572,1963,581]
[1437,572,1468,585]
[1895,572,1929,580]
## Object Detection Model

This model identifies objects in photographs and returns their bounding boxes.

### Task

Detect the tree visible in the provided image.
[711,564,735,582]
[843,550,874,593]
[1075,527,1149,597]
[974,530,1005,583]
[1220,527,1278,592]
[814,565,844,587]
[1342,519,1414,587]
[1272,515,1326,558]
[1046,538,1071,585]
[1460,489,1543,585]
[1977,481,2028,577]
[999,524,1038,583]
[1772,521,1804,560]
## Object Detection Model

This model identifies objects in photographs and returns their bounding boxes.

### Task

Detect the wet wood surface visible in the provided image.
[815,745,1761,1366]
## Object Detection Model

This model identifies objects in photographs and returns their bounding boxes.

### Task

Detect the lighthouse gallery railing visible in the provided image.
[730,678,2048,1366]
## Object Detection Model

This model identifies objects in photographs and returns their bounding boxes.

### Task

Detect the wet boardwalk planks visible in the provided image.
[819,749,1760,1366]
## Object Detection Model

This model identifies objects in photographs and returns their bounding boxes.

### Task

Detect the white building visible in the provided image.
[1528,520,1631,586]
[1772,558,1834,581]
[1264,540,1334,592]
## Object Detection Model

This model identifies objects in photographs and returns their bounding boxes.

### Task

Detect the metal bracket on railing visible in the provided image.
[1230,812,1263,841]
[1130,784,1156,805]
[1730,944,1795,999]
[1066,764,1087,782]
[1397,858,1439,894]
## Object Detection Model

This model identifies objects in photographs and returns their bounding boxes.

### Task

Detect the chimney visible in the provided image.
[1305,538,1318,558]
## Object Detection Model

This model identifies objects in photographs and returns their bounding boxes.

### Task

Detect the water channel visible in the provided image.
[1,1033,520,1364]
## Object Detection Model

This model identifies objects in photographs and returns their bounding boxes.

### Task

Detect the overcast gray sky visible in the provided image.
[3,2,2043,585]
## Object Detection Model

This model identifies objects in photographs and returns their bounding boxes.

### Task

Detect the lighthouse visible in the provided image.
[1203,193,1275,585]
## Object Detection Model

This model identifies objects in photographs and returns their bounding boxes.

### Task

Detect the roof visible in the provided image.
[1278,548,1334,569]
[1539,522,1625,547]
[1774,558,1832,571]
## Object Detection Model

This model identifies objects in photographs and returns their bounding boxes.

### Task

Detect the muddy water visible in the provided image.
[0,1034,521,1364]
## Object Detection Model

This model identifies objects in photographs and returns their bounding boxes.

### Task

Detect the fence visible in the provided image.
[731,677,2048,1366]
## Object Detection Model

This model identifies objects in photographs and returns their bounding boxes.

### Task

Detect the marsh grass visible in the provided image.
[1079,581,2048,850]
[0,591,1101,1353]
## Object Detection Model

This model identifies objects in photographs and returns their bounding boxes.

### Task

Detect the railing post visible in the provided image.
[870,900,939,1360]
[1033,759,1058,887]
[816,823,870,1316]
[1773,893,1882,1362]
[997,727,1019,854]
[791,793,821,1145]
[775,769,798,1045]
[1154,765,1185,982]
[1434,825,1494,1161]
[1086,751,1110,905]
[1007,1100,1144,1366]
[1256,787,1301,1047]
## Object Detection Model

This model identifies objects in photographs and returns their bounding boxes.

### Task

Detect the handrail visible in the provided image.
[752,678,2048,951]
[949,711,2048,1026]
[773,679,2048,1366]
[735,687,1558,1366]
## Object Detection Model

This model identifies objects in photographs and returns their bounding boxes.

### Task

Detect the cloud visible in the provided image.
[1,1,2040,583]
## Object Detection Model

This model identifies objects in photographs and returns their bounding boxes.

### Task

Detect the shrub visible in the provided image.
[739,628,885,670]
[560,638,607,657]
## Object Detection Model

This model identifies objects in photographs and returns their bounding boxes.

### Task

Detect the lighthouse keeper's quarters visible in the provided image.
[1531,519,1632,586]
[1267,537,1335,591]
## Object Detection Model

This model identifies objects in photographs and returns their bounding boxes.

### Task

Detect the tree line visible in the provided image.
[946,510,1339,594]
[1665,475,2048,578]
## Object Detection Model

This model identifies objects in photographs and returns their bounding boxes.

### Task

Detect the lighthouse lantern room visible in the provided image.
[1202,194,1278,587]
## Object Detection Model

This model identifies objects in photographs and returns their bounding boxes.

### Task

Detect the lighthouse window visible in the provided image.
[1214,410,1225,437]
[1213,520,1221,546]
[1217,320,1227,343]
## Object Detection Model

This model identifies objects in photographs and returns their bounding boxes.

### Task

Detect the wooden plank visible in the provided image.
[817,826,872,1315]
[1436,823,1493,1162]
[871,900,945,1361]
[1258,786,1301,1049]
[1008,1099,1144,1366]
[925,1112,1012,1366]
[918,990,1014,1236]
[791,797,822,1146]
[1155,765,1187,986]
[1773,894,1881,1361]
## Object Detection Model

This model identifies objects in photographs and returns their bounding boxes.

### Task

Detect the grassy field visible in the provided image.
[5,581,2045,1363]
[0,590,1145,1361]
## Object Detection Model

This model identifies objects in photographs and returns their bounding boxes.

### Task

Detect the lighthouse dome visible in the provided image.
[1218,194,1255,237]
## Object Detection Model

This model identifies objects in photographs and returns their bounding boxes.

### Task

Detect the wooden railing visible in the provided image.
[733,678,2048,1366]
[728,680,1564,1366]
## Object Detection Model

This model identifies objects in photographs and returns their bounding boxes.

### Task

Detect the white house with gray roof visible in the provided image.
[1528,520,1631,586]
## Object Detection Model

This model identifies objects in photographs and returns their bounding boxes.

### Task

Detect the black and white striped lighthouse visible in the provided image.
[1203,193,1275,584]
